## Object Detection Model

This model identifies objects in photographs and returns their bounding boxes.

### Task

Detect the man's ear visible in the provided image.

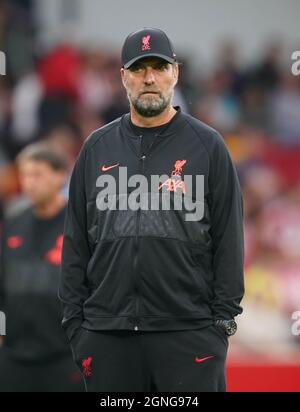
[173,63,179,86]
[120,67,126,87]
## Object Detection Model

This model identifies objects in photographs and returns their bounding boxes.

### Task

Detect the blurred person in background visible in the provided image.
[79,48,114,116]
[194,68,241,133]
[233,160,300,355]
[39,124,82,200]
[247,41,283,93]
[269,72,300,144]
[0,143,84,392]
[0,0,36,84]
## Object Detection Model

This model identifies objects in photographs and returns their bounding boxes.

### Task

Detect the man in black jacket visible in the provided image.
[0,143,84,392]
[59,28,244,392]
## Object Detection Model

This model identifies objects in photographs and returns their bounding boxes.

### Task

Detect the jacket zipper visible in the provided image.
[132,134,159,331]
[132,139,145,331]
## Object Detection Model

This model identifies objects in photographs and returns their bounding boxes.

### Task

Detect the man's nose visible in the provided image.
[143,67,155,84]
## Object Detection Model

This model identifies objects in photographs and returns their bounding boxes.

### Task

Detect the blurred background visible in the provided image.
[0,0,300,391]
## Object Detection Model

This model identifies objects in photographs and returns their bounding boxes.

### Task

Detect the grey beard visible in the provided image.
[129,92,173,117]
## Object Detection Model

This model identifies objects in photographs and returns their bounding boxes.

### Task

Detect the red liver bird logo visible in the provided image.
[142,35,151,51]
[171,160,187,177]
[82,356,92,377]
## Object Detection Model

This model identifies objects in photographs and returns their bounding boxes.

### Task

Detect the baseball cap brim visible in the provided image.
[123,53,176,69]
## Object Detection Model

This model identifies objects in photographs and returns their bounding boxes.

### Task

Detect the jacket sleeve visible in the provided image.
[58,146,91,342]
[208,132,245,320]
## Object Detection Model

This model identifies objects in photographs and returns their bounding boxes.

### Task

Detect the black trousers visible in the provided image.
[0,348,85,392]
[71,325,229,392]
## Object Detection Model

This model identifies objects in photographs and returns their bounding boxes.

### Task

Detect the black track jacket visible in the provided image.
[59,107,244,343]
[0,206,70,360]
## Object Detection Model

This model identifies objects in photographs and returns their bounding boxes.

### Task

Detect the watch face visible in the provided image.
[226,320,237,336]
[215,319,237,336]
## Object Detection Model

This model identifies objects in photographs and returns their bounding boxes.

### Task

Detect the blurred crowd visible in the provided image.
[1,0,300,357]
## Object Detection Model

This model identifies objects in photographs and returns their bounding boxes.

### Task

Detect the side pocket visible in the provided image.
[190,266,210,303]
[190,240,212,274]
[211,325,229,347]
[190,242,214,303]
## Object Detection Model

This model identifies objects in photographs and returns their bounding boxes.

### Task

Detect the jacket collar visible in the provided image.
[121,106,186,138]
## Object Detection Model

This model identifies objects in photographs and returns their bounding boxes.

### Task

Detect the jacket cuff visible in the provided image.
[212,310,234,321]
